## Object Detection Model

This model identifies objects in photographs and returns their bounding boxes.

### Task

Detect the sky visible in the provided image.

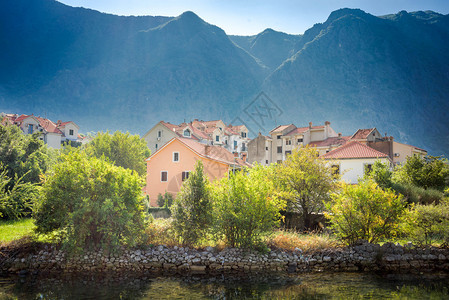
[58,0,449,35]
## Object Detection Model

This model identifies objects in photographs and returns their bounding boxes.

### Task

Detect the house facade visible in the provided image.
[143,119,250,157]
[1,113,80,149]
[321,141,392,184]
[145,137,249,206]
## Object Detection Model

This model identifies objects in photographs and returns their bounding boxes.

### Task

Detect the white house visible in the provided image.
[321,141,392,184]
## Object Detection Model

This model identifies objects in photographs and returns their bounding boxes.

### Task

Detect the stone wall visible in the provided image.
[2,241,449,275]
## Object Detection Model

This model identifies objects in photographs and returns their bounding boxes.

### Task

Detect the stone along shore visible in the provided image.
[2,241,449,275]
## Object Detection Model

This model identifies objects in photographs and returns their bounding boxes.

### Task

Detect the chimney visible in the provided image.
[309,122,312,129]
[338,132,342,137]
[325,121,330,126]
[194,119,198,121]
[57,120,62,125]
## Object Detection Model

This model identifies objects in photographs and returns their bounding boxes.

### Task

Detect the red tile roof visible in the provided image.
[350,128,376,140]
[322,141,389,159]
[284,127,309,136]
[1,113,76,136]
[309,136,350,147]
[269,124,293,134]
[35,116,63,134]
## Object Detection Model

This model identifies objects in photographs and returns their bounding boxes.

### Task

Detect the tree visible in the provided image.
[393,155,449,191]
[34,151,146,253]
[84,131,151,176]
[365,160,393,189]
[171,160,213,246]
[326,179,406,245]
[157,192,174,208]
[0,124,52,186]
[274,147,336,231]
[212,163,285,248]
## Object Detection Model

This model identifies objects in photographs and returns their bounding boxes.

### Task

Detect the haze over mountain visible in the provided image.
[1,0,448,156]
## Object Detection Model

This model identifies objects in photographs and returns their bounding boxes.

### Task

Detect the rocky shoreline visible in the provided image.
[2,241,449,275]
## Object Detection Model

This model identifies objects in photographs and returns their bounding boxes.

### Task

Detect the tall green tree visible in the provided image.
[212,163,285,248]
[274,147,336,231]
[84,131,150,176]
[0,124,52,186]
[171,160,212,246]
[34,151,146,253]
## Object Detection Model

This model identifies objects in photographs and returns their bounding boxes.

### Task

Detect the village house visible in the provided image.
[321,141,392,184]
[145,137,250,206]
[142,119,250,159]
[1,113,80,149]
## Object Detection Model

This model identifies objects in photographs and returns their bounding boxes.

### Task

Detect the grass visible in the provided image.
[266,229,341,252]
[0,218,36,244]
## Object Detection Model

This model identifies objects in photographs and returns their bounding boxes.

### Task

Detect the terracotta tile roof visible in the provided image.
[322,141,390,159]
[350,128,375,140]
[269,125,292,134]
[309,136,350,147]
[35,116,63,134]
[284,127,309,136]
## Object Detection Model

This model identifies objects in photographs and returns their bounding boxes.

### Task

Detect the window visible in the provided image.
[266,147,269,151]
[215,135,220,142]
[297,138,303,143]
[183,129,191,137]
[155,144,158,150]
[277,160,282,164]
[241,132,247,138]
[286,139,291,145]
[364,164,373,175]
[69,129,74,136]
[242,143,246,151]
[265,160,269,164]
[234,140,237,150]
[331,165,340,177]
[285,150,292,156]
[277,135,281,139]
[173,152,179,162]
[182,171,190,181]
[161,171,168,182]
[27,124,33,134]
[277,146,282,154]
[158,130,162,138]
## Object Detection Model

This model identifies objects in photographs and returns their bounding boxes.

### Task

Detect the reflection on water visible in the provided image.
[0,272,448,299]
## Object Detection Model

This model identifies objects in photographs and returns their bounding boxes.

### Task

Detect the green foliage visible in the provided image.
[34,151,146,253]
[157,192,174,208]
[0,124,52,186]
[326,179,406,245]
[391,182,444,205]
[171,161,213,246]
[393,155,449,191]
[84,131,151,176]
[365,160,393,189]
[212,163,285,248]
[274,147,336,231]
[400,201,449,246]
[0,166,38,220]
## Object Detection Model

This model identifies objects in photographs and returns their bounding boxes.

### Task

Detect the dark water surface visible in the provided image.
[0,272,448,299]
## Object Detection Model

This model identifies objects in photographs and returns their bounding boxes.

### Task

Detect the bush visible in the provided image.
[171,161,213,246]
[400,202,449,246]
[157,192,174,208]
[391,183,444,205]
[0,166,38,220]
[34,151,146,253]
[365,160,393,189]
[212,163,285,248]
[325,179,406,245]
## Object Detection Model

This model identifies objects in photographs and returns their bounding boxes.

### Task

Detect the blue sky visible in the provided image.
[57,0,449,35]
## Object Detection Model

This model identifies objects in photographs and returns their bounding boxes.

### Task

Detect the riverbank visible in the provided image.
[1,240,449,275]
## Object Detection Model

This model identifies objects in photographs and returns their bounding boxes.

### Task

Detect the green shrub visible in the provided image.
[391,182,444,205]
[400,202,449,246]
[0,166,38,220]
[157,192,174,208]
[171,161,212,246]
[212,163,285,248]
[325,179,406,245]
[365,160,393,189]
[34,151,146,253]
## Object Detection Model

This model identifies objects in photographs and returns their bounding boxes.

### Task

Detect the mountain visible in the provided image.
[1,1,448,156]
[263,8,449,156]
[230,29,301,70]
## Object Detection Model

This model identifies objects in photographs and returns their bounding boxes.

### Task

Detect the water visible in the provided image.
[0,272,448,299]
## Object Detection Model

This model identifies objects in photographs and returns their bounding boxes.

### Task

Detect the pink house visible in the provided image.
[146,137,250,206]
